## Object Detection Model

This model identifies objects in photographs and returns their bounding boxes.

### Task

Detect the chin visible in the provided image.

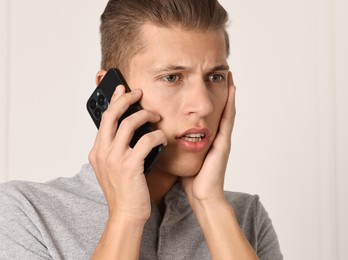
[155,151,205,177]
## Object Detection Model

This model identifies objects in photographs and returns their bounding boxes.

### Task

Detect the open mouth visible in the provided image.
[180,133,205,143]
[176,128,211,152]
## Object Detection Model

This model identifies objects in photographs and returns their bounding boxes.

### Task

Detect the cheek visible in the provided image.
[141,96,172,118]
[140,95,176,134]
[153,108,177,137]
[141,87,180,119]
[212,90,228,117]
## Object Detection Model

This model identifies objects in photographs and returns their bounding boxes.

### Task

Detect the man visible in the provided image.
[0,0,282,259]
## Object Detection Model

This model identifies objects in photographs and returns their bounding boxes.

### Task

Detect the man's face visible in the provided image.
[127,24,229,177]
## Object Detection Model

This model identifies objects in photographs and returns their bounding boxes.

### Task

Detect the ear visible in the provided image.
[95,70,107,86]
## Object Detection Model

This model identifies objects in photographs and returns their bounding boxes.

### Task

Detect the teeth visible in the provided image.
[181,133,205,143]
[184,134,204,138]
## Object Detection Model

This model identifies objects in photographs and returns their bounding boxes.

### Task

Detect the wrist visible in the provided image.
[192,197,231,213]
[107,199,151,225]
[108,211,149,228]
[188,192,227,212]
[92,211,147,260]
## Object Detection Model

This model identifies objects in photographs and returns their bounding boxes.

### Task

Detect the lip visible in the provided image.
[175,128,212,152]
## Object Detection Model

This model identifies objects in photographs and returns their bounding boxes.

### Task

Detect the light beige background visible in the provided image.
[0,0,347,259]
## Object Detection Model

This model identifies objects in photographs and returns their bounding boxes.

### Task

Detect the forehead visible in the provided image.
[130,23,228,71]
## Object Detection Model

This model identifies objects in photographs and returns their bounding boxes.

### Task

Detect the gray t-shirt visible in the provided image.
[0,164,283,260]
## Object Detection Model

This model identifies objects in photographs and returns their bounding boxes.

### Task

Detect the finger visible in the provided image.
[131,129,167,161]
[94,85,124,145]
[113,109,162,151]
[110,84,126,102]
[98,89,143,148]
[229,70,235,86]
[97,85,126,144]
[88,132,100,166]
[216,72,236,142]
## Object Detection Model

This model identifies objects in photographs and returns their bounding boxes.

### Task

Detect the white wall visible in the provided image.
[334,0,348,258]
[0,0,9,183]
[0,0,347,259]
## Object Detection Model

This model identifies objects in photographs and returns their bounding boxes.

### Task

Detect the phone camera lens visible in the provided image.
[98,95,105,106]
[94,108,102,119]
[89,99,97,110]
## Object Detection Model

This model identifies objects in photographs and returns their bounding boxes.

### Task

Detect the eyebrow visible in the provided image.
[209,64,230,71]
[153,64,230,74]
[153,65,188,73]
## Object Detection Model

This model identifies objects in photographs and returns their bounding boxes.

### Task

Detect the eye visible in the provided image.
[208,74,224,83]
[163,74,179,83]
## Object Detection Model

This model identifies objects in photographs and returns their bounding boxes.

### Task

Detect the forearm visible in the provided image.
[192,199,259,260]
[91,215,146,260]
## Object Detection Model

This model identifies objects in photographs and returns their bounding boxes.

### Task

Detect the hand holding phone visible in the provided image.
[86,68,164,174]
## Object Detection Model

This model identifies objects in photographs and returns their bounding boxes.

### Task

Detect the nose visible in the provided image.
[183,78,213,118]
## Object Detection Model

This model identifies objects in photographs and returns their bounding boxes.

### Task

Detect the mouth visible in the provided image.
[180,133,205,143]
[175,128,211,152]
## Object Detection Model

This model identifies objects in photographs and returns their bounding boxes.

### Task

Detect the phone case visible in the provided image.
[86,68,164,174]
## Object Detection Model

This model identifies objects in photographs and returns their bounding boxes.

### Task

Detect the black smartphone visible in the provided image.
[86,68,164,175]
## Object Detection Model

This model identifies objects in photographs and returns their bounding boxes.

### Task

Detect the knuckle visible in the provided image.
[88,150,96,164]
[106,156,125,174]
[95,152,106,164]
[119,116,134,129]
[118,93,133,107]
[141,133,156,145]
[157,130,166,139]
[105,155,116,168]
[152,129,166,141]
[101,110,112,121]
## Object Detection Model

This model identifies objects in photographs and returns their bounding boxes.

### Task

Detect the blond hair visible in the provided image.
[100,0,229,75]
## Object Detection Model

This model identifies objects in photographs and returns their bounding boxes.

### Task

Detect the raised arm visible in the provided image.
[182,72,259,259]
[89,84,166,259]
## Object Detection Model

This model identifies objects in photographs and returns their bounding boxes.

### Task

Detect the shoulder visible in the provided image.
[0,164,103,215]
[1,164,102,201]
[0,180,41,207]
[224,191,283,259]
[223,190,271,231]
[0,179,63,222]
[224,190,260,209]
[0,180,51,258]
[0,180,48,225]
[0,164,105,259]
[224,191,263,221]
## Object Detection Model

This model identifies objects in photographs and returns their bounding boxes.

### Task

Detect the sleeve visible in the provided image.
[0,183,52,260]
[254,197,283,260]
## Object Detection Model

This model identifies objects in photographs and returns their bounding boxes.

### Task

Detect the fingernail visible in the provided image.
[114,88,120,95]
[114,86,123,95]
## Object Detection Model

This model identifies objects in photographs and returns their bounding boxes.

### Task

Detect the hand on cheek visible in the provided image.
[181,72,236,207]
[89,86,166,222]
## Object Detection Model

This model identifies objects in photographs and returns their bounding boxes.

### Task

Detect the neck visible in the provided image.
[146,167,178,215]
